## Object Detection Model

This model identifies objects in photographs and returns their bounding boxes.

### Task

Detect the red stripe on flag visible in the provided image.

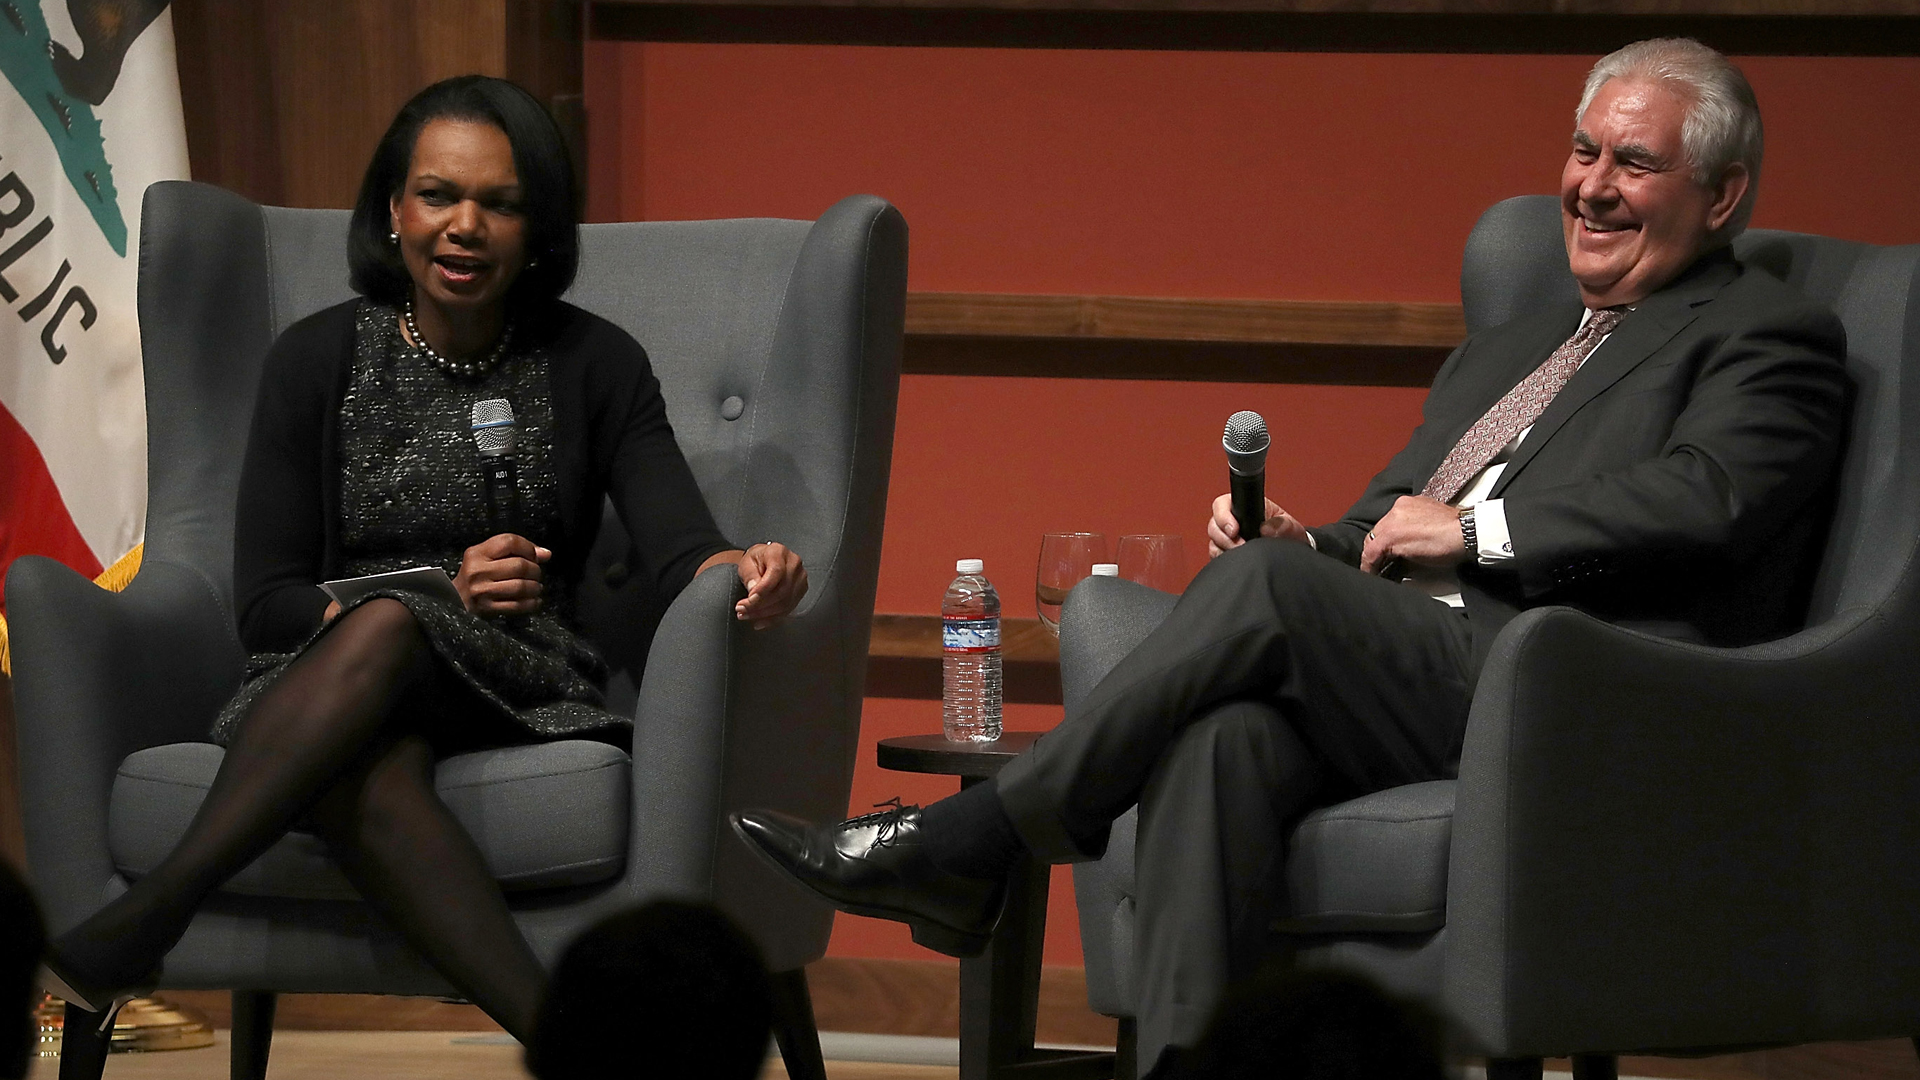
[0,399,104,616]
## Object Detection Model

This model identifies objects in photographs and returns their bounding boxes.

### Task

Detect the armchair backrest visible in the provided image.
[136,180,905,707]
[1459,195,1920,626]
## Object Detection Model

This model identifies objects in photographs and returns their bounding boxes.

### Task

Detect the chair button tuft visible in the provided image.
[721,395,745,420]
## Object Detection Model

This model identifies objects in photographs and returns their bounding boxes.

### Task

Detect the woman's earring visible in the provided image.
[389,230,399,244]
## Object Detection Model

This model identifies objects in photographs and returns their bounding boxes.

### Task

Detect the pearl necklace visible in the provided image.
[404,299,511,379]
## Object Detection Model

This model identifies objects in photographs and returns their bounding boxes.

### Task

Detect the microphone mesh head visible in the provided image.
[1224,410,1269,454]
[471,398,517,456]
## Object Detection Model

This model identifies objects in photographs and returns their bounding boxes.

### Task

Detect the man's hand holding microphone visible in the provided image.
[1210,410,1310,557]
[1204,409,1466,573]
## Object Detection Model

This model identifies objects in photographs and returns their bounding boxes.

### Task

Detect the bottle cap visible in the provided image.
[1091,563,1119,576]
[956,558,984,574]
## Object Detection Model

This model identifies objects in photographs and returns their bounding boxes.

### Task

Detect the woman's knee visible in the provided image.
[337,597,424,646]
[313,735,437,841]
[319,598,431,680]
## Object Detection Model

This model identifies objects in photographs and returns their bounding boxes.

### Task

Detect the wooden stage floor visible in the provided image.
[27,1031,1920,1080]
[26,1031,960,1080]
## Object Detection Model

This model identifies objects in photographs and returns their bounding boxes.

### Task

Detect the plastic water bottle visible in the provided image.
[942,558,1002,742]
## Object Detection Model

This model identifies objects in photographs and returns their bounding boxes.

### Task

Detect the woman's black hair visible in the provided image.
[347,75,579,313]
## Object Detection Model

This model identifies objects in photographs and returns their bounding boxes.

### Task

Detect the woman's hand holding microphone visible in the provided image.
[455,534,551,616]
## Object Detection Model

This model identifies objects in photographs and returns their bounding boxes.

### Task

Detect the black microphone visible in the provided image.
[1224,410,1270,545]
[471,399,519,535]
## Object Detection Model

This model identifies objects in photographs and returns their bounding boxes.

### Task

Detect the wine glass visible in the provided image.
[1118,534,1189,594]
[1037,533,1109,636]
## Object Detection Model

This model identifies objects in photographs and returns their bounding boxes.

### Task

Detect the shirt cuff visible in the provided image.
[1304,530,1318,552]
[1474,499,1513,563]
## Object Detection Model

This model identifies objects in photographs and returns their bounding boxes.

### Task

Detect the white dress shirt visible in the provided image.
[1405,308,1614,607]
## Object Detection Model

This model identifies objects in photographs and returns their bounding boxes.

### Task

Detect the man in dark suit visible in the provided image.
[734,38,1850,1077]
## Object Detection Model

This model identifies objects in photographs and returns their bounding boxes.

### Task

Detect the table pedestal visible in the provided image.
[961,784,1117,1080]
[878,735,1119,1080]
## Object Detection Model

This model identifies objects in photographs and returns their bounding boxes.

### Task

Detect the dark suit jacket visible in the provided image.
[1307,247,1850,674]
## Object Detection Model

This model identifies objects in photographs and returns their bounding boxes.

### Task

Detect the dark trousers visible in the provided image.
[996,539,1475,1071]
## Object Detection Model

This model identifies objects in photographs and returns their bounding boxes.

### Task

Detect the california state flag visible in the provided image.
[0,1,189,670]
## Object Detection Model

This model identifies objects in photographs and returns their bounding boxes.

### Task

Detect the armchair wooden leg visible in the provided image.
[56,1003,113,1080]
[1485,1058,1544,1080]
[769,967,827,1080]
[1570,1053,1618,1080]
[1115,1017,1136,1080]
[230,990,277,1080]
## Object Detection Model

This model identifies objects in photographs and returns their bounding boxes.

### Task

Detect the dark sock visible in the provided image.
[920,778,1027,880]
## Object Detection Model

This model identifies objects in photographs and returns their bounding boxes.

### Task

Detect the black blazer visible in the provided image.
[232,300,735,654]
[1309,247,1851,673]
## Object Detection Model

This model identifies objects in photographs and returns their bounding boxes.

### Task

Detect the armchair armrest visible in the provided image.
[619,562,861,971]
[1058,576,1180,714]
[622,562,743,901]
[1444,599,1920,1056]
[7,556,243,930]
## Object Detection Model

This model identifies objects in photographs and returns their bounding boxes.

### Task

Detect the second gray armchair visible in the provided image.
[1063,195,1920,1079]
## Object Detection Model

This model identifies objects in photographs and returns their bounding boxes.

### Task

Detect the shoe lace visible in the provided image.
[855,796,915,847]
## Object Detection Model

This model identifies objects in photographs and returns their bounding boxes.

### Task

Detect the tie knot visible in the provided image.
[1586,307,1627,337]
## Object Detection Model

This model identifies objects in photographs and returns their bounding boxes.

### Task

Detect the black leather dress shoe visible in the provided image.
[731,803,1006,958]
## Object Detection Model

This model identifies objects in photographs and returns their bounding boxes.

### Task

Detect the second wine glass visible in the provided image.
[1036,532,1109,636]
[1118,534,1189,594]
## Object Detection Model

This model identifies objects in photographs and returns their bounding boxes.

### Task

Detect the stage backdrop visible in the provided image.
[0,0,188,671]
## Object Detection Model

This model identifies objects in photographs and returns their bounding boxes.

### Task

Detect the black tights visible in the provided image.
[51,599,547,1040]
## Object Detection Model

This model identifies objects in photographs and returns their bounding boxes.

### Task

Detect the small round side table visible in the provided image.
[877,733,1118,1080]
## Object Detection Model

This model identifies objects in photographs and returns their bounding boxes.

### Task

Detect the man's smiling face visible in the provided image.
[1561,76,1746,308]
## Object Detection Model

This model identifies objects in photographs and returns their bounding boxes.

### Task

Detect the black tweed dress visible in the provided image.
[210,302,625,748]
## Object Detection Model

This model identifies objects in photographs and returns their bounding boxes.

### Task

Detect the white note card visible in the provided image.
[319,566,462,609]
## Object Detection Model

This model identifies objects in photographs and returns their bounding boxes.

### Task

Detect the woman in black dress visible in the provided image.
[39,76,807,1040]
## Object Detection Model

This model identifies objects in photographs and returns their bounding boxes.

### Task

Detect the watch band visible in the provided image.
[1458,506,1478,556]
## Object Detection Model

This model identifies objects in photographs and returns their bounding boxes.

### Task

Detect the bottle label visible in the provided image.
[942,617,1001,652]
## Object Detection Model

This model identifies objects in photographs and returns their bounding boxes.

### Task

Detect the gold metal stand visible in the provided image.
[34,993,216,1056]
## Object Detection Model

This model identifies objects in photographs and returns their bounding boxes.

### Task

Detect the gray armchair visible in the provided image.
[1063,195,1920,1078]
[6,180,906,1079]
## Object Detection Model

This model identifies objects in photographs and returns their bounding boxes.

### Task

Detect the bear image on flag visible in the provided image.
[0,0,189,670]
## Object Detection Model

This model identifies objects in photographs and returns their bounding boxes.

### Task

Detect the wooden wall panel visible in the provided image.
[171,0,584,210]
[171,0,281,204]
[263,1,507,209]
[508,0,590,206]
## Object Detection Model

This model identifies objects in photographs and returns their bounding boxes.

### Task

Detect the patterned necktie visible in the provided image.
[1420,307,1626,504]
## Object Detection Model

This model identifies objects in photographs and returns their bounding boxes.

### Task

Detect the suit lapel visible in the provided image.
[1489,248,1740,497]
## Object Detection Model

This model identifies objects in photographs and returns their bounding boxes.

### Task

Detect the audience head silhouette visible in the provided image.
[526,899,773,1079]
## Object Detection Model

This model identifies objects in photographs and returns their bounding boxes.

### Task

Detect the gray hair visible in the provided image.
[1577,38,1764,234]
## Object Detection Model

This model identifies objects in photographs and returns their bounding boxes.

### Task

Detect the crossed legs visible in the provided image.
[998,538,1475,862]
[49,598,546,1038]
